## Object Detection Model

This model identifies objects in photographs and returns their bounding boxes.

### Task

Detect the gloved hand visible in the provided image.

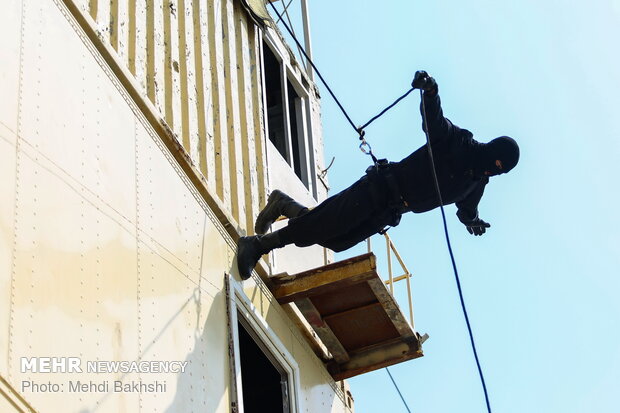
[411,70,438,94]
[464,218,491,236]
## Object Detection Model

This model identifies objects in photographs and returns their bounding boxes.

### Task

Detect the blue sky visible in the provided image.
[281,1,620,412]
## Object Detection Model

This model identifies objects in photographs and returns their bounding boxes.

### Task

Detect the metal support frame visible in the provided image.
[368,233,415,328]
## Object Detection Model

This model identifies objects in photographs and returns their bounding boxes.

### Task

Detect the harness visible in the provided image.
[364,159,409,233]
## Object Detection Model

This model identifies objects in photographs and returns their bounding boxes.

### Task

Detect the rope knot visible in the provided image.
[357,127,366,140]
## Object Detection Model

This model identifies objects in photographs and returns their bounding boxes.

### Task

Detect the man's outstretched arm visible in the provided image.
[412,71,454,143]
[455,178,491,236]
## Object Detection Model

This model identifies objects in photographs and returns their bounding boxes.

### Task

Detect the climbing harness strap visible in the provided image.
[364,160,409,232]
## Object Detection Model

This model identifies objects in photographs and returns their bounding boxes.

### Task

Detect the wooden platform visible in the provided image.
[270,253,424,381]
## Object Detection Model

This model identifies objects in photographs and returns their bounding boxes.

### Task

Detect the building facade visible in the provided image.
[0,0,357,412]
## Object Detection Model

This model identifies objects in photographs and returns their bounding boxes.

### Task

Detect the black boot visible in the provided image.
[237,232,284,280]
[255,190,308,235]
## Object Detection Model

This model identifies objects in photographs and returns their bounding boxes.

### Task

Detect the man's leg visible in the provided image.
[237,231,285,280]
[319,216,388,252]
[254,190,309,234]
[236,175,389,279]
[276,177,382,249]
[237,204,394,280]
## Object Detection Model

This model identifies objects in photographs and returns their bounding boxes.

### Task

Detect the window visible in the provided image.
[238,317,290,413]
[263,43,287,158]
[226,275,300,413]
[262,40,313,190]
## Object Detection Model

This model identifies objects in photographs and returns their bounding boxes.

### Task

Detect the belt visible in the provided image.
[365,160,409,213]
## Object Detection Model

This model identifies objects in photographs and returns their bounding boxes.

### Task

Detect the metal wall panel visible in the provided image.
[0,0,351,412]
[0,128,16,380]
[0,0,21,137]
[66,0,323,240]
[0,0,22,380]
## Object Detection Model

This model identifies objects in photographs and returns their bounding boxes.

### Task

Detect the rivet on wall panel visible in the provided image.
[8,0,28,381]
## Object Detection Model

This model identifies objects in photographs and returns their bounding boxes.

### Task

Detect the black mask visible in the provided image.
[476,136,520,176]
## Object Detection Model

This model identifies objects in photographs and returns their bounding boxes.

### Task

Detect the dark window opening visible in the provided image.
[287,81,304,182]
[238,320,289,413]
[263,42,288,163]
[262,39,314,192]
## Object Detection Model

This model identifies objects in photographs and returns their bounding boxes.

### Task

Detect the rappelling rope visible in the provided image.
[358,87,416,132]
[268,2,358,134]
[386,367,412,413]
[268,3,492,412]
[420,90,493,413]
[268,1,407,165]
[357,87,415,165]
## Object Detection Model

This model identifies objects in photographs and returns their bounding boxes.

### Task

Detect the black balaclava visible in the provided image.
[473,136,520,177]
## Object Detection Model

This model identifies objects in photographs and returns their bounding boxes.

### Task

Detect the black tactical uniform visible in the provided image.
[278,91,492,251]
[237,74,520,280]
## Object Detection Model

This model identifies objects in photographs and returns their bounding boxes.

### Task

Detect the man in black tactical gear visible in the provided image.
[237,71,520,280]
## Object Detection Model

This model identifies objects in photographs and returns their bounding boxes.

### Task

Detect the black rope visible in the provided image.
[419,90,493,413]
[268,1,409,145]
[359,87,415,131]
[267,2,359,135]
[386,367,412,413]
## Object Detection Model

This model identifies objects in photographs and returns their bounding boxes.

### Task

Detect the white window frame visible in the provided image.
[227,275,301,413]
[261,31,316,194]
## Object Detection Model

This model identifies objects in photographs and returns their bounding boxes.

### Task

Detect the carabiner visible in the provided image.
[359,138,372,155]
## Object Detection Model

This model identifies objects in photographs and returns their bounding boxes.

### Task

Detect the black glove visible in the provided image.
[464,218,491,236]
[411,70,438,94]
